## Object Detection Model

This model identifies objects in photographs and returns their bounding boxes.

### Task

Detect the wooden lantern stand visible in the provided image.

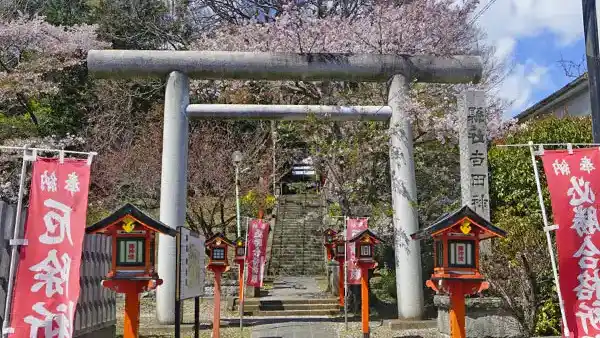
[85,203,177,338]
[234,238,246,313]
[207,265,228,338]
[425,279,489,338]
[348,229,384,338]
[102,278,162,338]
[333,238,346,308]
[205,233,234,338]
[411,205,506,338]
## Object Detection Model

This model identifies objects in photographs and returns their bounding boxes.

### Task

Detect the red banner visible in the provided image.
[246,219,269,287]
[346,218,368,285]
[541,148,600,337]
[9,157,91,337]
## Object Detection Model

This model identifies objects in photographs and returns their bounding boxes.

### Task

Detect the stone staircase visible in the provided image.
[242,298,339,316]
[268,194,326,277]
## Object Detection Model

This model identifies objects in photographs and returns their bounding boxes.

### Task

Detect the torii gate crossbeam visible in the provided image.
[86,50,482,324]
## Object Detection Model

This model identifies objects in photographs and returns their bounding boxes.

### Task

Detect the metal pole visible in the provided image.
[528,141,570,336]
[583,0,600,142]
[2,149,31,335]
[157,71,190,324]
[388,75,424,319]
[344,216,348,331]
[241,217,250,332]
[236,164,242,238]
[194,297,200,338]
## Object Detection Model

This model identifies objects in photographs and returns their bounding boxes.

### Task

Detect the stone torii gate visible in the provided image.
[87,50,482,324]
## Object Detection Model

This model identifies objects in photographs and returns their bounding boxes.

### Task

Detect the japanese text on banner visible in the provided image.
[346,218,368,285]
[541,148,600,338]
[245,219,269,288]
[9,158,91,338]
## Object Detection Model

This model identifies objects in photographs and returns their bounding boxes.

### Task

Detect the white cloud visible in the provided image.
[475,0,583,118]
[479,0,583,45]
[492,60,551,118]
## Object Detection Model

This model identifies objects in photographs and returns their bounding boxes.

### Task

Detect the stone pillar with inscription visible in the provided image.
[458,90,490,251]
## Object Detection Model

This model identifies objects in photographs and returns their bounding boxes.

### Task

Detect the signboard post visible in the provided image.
[175,227,206,338]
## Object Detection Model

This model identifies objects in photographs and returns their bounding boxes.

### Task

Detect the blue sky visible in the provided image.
[475,0,585,119]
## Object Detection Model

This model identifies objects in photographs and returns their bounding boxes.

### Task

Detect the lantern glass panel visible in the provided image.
[236,247,245,257]
[336,244,345,256]
[116,237,145,266]
[360,244,371,257]
[435,240,443,267]
[213,247,226,260]
[448,240,475,268]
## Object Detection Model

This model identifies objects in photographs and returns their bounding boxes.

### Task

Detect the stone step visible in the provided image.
[243,303,339,311]
[243,298,338,306]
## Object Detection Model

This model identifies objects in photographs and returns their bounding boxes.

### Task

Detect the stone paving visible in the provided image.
[250,276,338,337]
[251,321,336,338]
[262,276,330,299]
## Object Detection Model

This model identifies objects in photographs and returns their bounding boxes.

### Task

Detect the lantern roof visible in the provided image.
[86,203,177,236]
[411,205,506,241]
[323,228,337,235]
[348,229,383,244]
[206,233,234,247]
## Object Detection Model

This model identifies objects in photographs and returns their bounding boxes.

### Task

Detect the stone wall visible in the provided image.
[434,295,525,338]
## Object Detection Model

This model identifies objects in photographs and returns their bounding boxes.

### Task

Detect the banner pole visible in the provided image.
[240,217,250,332]
[2,149,31,335]
[528,141,570,336]
[344,215,348,331]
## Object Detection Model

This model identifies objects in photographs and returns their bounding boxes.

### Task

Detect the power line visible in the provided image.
[469,0,499,25]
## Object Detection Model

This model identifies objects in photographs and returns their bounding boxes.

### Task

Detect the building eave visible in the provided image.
[515,73,588,122]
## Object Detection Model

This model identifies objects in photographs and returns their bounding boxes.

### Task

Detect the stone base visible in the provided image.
[434,295,525,338]
[389,319,437,330]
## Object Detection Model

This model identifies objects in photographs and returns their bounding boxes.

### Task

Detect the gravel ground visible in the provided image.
[116,298,437,337]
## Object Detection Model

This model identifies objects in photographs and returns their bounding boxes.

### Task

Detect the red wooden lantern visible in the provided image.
[348,229,383,268]
[323,228,338,260]
[411,205,507,338]
[86,203,177,338]
[205,233,234,270]
[411,205,506,285]
[348,228,384,338]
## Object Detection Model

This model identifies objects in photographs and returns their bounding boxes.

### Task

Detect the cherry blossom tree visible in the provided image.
[0,15,108,111]
[190,0,512,221]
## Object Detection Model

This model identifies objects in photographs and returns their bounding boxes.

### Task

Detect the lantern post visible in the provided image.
[234,237,246,306]
[411,205,507,338]
[205,233,234,338]
[86,204,177,338]
[323,228,337,261]
[348,229,384,338]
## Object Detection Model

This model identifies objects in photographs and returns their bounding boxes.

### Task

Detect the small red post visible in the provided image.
[360,266,369,338]
[239,267,244,304]
[338,259,345,307]
[448,281,466,338]
[214,269,223,338]
[123,291,141,338]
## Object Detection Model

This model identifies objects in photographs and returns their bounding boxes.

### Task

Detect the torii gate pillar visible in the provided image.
[156,71,189,323]
[86,50,482,323]
[388,75,423,318]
